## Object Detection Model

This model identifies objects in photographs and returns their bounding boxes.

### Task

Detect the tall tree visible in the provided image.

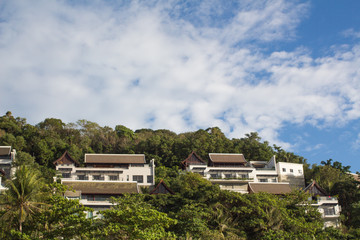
[0,165,47,232]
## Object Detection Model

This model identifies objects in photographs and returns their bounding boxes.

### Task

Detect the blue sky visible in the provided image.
[0,0,360,172]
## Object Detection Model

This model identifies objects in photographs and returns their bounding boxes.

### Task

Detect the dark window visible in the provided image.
[147,175,153,183]
[109,175,118,181]
[59,168,73,171]
[62,173,71,178]
[282,168,286,172]
[78,175,88,180]
[324,208,335,215]
[93,175,104,181]
[133,175,143,183]
[259,179,268,182]
[290,169,294,173]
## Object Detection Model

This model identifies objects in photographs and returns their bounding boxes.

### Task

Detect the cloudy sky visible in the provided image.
[1,0,360,171]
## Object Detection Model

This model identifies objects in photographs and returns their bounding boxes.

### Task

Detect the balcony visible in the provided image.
[316,196,338,205]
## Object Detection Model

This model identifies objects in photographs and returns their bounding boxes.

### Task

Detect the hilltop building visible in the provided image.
[304,181,341,228]
[0,146,16,192]
[54,152,155,215]
[182,152,304,194]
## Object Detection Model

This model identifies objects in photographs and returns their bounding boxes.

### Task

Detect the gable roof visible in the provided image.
[181,151,206,168]
[209,153,247,164]
[248,182,292,195]
[303,180,328,196]
[62,181,139,195]
[85,154,145,164]
[0,146,11,156]
[150,179,175,195]
[53,151,80,166]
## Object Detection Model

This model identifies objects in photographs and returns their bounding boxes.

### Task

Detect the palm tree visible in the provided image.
[0,165,47,232]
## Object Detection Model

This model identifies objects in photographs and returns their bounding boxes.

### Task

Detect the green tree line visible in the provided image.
[0,111,359,239]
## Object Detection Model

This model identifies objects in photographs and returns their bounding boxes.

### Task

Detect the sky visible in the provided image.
[0,0,360,172]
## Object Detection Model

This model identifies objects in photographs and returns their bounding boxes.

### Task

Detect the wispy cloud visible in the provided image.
[0,0,360,151]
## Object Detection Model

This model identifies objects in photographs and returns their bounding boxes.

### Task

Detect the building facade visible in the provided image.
[182,152,304,194]
[304,181,341,228]
[54,152,155,214]
[0,146,16,192]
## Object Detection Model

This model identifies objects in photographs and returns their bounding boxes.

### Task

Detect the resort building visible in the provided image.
[304,181,341,228]
[0,146,16,192]
[53,152,155,214]
[0,146,16,179]
[182,152,304,194]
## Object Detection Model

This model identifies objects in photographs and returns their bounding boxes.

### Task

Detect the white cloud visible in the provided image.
[353,133,360,150]
[1,0,360,152]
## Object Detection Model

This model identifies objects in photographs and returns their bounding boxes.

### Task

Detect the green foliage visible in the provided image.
[0,165,48,232]
[100,194,177,239]
[24,183,95,239]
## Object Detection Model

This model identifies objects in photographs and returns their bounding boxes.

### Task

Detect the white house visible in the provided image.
[53,151,155,215]
[0,146,16,193]
[182,152,304,194]
[304,181,341,228]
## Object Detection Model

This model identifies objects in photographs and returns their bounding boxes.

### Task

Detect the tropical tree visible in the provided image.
[0,165,47,232]
[99,194,177,239]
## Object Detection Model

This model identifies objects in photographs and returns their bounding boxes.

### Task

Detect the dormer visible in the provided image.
[208,153,248,167]
[181,151,207,170]
[53,151,80,167]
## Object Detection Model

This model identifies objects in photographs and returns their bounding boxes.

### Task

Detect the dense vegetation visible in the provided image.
[0,111,359,239]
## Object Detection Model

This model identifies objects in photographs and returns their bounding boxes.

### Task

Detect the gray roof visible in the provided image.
[0,146,11,156]
[209,153,247,163]
[85,154,145,164]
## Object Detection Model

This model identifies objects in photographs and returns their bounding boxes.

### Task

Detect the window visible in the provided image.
[259,179,268,182]
[210,174,220,179]
[147,175,153,183]
[324,208,335,216]
[62,173,71,178]
[225,174,235,179]
[93,175,104,181]
[282,168,286,172]
[78,175,88,180]
[133,175,143,183]
[298,170,302,174]
[290,169,293,173]
[109,175,118,181]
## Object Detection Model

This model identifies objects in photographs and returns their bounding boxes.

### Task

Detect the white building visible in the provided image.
[304,181,341,228]
[0,146,16,193]
[182,152,304,194]
[53,151,155,215]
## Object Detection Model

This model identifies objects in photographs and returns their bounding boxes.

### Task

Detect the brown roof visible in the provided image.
[62,181,139,194]
[181,151,206,168]
[0,146,11,156]
[85,154,145,164]
[150,179,175,195]
[53,151,80,166]
[209,153,247,163]
[248,183,292,195]
[303,181,328,196]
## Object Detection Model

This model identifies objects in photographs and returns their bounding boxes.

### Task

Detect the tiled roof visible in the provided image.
[0,146,11,156]
[150,179,175,195]
[181,151,206,168]
[62,181,139,194]
[85,154,145,164]
[53,151,80,166]
[303,181,328,196]
[248,183,292,194]
[209,153,247,163]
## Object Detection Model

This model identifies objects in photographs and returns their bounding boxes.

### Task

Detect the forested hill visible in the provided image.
[0,111,306,169]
